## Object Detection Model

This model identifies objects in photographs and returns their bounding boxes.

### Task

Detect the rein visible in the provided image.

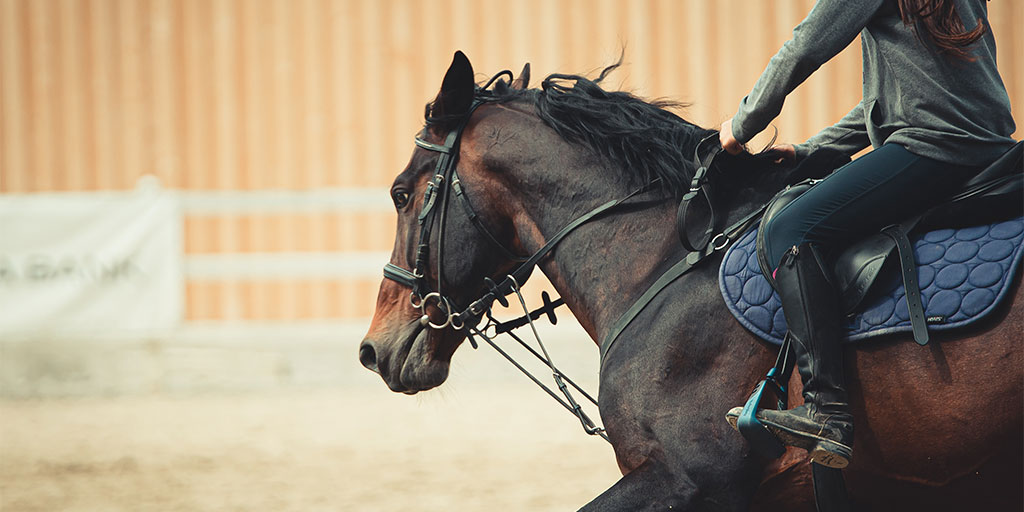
[382,78,764,441]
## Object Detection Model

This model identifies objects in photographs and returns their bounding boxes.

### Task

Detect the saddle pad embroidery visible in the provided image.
[719,217,1024,345]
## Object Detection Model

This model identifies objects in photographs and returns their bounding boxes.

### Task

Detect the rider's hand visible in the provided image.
[766,144,796,164]
[719,118,744,155]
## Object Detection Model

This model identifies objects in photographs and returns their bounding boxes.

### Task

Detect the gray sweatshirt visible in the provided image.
[732,0,1016,166]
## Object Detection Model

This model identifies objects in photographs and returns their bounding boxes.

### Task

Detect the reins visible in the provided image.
[383,77,768,441]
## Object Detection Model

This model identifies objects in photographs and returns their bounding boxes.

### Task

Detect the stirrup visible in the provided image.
[738,367,788,458]
[738,333,795,458]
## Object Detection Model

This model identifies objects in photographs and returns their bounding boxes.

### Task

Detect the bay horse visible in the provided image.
[358,52,1023,511]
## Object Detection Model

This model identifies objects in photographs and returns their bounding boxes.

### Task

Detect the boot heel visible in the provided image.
[810,441,851,469]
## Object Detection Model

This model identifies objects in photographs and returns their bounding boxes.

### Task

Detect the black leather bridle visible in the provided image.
[383,77,660,335]
[382,90,527,331]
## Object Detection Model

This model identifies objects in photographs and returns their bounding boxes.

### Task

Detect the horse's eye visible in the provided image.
[392,190,410,209]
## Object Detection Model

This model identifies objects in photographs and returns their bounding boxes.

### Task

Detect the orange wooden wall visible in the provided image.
[1,0,1020,321]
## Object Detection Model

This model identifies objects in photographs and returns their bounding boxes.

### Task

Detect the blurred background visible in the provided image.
[0,1,1020,510]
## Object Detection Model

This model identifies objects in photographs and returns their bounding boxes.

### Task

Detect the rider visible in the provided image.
[719,0,1016,468]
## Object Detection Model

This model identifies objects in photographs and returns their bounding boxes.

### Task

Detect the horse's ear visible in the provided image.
[432,51,475,119]
[511,63,531,90]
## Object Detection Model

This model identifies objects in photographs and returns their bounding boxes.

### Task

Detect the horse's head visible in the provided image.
[359,52,530,394]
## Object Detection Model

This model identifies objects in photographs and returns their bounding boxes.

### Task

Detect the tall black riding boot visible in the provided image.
[728,243,854,468]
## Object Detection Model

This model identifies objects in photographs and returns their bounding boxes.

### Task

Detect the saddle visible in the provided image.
[755,141,1023,345]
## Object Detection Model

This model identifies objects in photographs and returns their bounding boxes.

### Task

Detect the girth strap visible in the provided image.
[881,221,929,345]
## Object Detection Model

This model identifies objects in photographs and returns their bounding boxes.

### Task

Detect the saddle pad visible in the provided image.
[719,216,1024,345]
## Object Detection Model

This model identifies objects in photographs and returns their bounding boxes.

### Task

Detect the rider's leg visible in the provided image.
[727,144,977,467]
[760,144,974,267]
[756,241,853,468]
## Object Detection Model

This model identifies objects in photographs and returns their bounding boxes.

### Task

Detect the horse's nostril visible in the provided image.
[359,342,379,373]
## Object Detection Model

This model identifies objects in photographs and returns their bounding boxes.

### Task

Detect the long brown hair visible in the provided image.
[897,0,988,60]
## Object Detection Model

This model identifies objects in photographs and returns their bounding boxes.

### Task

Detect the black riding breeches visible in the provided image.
[761,144,978,268]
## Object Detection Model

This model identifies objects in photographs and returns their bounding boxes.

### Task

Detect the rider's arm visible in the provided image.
[793,100,871,159]
[731,0,884,144]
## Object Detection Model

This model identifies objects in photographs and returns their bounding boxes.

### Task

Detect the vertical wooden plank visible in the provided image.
[659,0,692,111]
[239,0,261,190]
[684,0,712,127]
[630,0,655,96]
[150,0,178,186]
[299,0,325,187]
[0,0,28,192]
[90,0,119,190]
[54,0,81,190]
[211,0,244,324]
[181,0,210,189]
[212,0,240,278]
[302,0,328,319]
[26,0,55,191]
[330,0,354,190]
[116,0,141,189]
[363,0,387,188]
[536,0,561,77]
[649,0,668,99]
[269,0,292,189]
[391,0,419,152]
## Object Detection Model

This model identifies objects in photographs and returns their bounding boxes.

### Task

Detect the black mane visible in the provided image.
[426,62,716,196]
[533,64,716,195]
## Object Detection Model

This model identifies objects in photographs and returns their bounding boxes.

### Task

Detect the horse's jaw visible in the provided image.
[360,319,453,394]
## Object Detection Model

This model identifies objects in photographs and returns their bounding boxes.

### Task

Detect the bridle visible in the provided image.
[382,83,527,332]
[383,73,658,336]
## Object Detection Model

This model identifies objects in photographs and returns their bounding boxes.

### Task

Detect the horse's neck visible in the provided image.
[521,157,784,345]
[531,199,681,341]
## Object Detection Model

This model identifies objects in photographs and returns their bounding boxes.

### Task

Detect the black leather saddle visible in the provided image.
[755,141,1023,345]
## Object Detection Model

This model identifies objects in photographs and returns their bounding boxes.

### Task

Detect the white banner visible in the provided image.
[0,185,183,335]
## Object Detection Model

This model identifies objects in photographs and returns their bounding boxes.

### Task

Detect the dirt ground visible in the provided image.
[0,384,623,512]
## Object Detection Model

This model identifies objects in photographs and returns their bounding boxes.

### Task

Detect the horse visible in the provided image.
[358,52,1023,511]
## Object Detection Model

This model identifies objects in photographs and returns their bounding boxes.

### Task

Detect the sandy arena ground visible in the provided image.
[0,346,623,511]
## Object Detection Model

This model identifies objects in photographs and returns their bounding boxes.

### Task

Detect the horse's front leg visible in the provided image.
[578,438,761,511]
[578,458,696,512]
[590,332,772,511]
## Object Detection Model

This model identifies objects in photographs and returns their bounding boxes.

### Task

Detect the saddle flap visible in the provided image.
[832,232,898,313]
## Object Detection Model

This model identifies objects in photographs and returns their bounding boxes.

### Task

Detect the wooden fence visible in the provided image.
[1,0,1020,321]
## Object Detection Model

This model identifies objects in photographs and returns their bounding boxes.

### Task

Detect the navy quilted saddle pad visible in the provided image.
[719,216,1024,345]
